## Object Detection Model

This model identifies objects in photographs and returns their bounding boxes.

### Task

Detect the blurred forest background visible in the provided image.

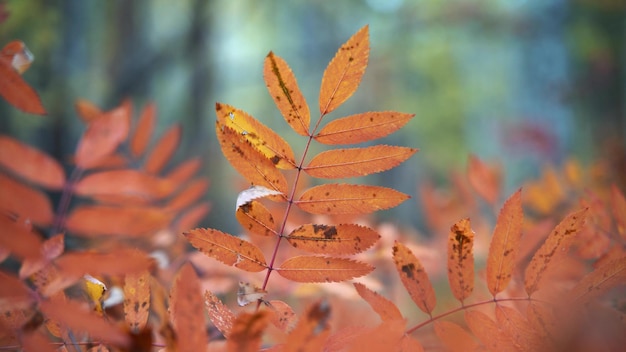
[0,0,624,234]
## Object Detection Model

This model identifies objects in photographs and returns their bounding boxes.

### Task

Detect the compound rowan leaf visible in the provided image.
[74,98,103,123]
[447,218,475,303]
[567,256,626,305]
[314,111,414,145]
[183,228,267,272]
[264,51,310,136]
[170,264,208,352]
[130,102,156,158]
[433,320,480,352]
[467,154,501,205]
[0,173,53,225]
[287,223,380,255]
[392,241,436,315]
[205,290,236,338]
[236,200,277,237]
[216,103,295,169]
[124,270,150,333]
[304,145,417,179]
[217,123,288,194]
[319,25,369,115]
[143,124,181,174]
[227,310,272,352]
[524,208,588,296]
[353,282,403,322]
[74,169,176,203]
[0,45,46,115]
[277,256,373,283]
[464,310,516,352]
[0,214,42,260]
[75,102,130,169]
[65,205,172,237]
[486,189,523,297]
[295,184,409,215]
[284,300,331,352]
[0,135,65,189]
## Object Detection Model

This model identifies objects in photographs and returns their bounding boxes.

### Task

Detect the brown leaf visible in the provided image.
[74,169,176,202]
[284,300,331,352]
[392,241,436,315]
[0,212,43,260]
[567,256,626,305]
[216,103,295,169]
[433,320,480,352]
[447,218,475,303]
[65,205,172,237]
[287,223,380,255]
[75,102,130,169]
[74,98,103,123]
[19,234,64,278]
[304,145,417,179]
[170,263,208,352]
[314,111,414,145]
[319,25,369,114]
[130,102,156,158]
[0,173,53,225]
[0,55,46,115]
[123,270,150,333]
[467,154,501,204]
[295,184,409,215]
[276,256,373,283]
[217,122,288,194]
[143,124,181,174]
[486,189,523,297]
[183,228,267,272]
[465,309,517,352]
[235,200,277,237]
[0,135,65,189]
[205,290,236,338]
[226,311,272,352]
[353,282,403,322]
[264,51,310,136]
[524,208,587,296]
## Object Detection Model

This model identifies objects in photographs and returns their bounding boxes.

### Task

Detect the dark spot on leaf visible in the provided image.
[401,263,415,279]
[271,155,281,165]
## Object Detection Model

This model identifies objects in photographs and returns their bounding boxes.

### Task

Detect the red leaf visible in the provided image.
[0,135,65,189]
[19,233,64,278]
[169,263,208,352]
[277,256,373,283]
[143,124,181,174]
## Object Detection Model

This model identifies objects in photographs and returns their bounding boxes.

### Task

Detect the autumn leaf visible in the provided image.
[0,212,43,261]
[266,300,297,332]
[467,154,501,205]
[353,282,403,322]
[345,320,407,352]
[74,169,176,203]
[567,256,626,305]
[130,102,156,158]
[304,145,417,179]
[611,185,626,238]
[447,218,474,303]
[19,234,64,279]
[314,111,414,145]
[169,264,208,352]
[295,184,409,214]
[235,200,277,237]
[0,173,54,225]
[287,223,380,255]
[319,25,369,114]
[143,124,181,174]
[276,256,373,283]
[283,300,331,352]
[486,189,523,297]
[0,269,37,308]
[0,135,65,189]
[172,202,211,233]
[1,40,34,73]
[166,157,202,184]
[0,41,46,115]
[392,241,436,315]
[124,270,150,333]
[216,103,296,169]
[264,51,310,136]
[166,178,209,211]
[183,228,267,272]
[205,290,236,338]
[464,309,517,352]
[433,320,480,352]
[227,311,272,352]
[74,98,103,123]
[524,208,588,296]
[216,122,288,194]
[65,205,172,237]
[495,305,544,351]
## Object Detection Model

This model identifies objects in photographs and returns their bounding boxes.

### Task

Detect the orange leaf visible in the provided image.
[166,178,209,211]
[217,123,288,194]
[75,102,130,169]
[447,218,475,303]
[287,223,380,255]
[433,320,480,352]
[345,320,407,352]
[0,57,46,115]
[611,185,626,239]
[19,331,56,352]
[486,189,523,297]
[216,103,295,169]
[283,300,331,352]
[0,173,53,225]
[524,208,587,296]
[130,102,156,158]
[277,256,373,283]
[464,309,516,352]
[226,311,272,352]
[467,154,501,204]
[205,290,236,338]
[314,111,414,145]
[567,256,626,305]
[74,98,103,123]
[295,184,409,214]
[143,124,181,174]
[392,241,436,315]
[170,263,208,352]
[0,135,65,189]
[75,169,176,202]
[172,202,211,233]
[123,270,150,333]
[167,157,202,184]
[40,297,129,347]
[319,25,369,114]
[353,282,403,322]
[19,233,64,278]
[0,270,36,308]
[264,51,310,136]
[235,200,277,237]
[267,300,297,332]
[304,145,417,179]
[65,205,172,237]
[183,228,267,272]
[495,305,544,351]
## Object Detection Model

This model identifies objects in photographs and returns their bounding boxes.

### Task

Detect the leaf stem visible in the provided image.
[51,167,83,237]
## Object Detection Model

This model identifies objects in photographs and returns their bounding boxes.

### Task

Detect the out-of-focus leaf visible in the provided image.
[143,124,181,174]
[169,263,208,352]
[392,241,436,315]
[0,135,65,189]
[130,102,156,158]
[65,205,172,237]
[0,173,53,225]
[446,218,474,303]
